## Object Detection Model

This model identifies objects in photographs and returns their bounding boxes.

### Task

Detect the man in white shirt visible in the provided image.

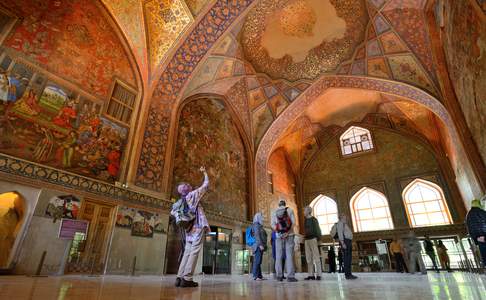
[336,214,357,280]
[271,199,298,282]
[171,166,209,288]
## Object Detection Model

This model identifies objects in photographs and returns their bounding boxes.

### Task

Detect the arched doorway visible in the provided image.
[0,192,25,268]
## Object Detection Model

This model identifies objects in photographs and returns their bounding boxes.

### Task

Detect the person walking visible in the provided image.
[424,236,440,273]
[436,240,452,272]
[465,198,486,269]
[390,238,407,273]
[171,166,209,288]
[335,214,357,279]
[251,212,268,280]
[404,231,427,275]
[303,206,322,280]
[328,246,337,273]
[271,199,298,282]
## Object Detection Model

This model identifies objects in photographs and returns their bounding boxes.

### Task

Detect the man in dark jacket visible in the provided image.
[304,206,322,280]
[466,198,486,268]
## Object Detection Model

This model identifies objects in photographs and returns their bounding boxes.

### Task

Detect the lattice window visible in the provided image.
[340,126,374,156]
[106,82,136,125]
[402,179,452,227]
[350,187,394,232]
[310,195,338,235]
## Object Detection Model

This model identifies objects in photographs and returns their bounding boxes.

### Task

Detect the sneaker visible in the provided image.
[287,277,298,282]
[277,277,283,282]
[175,277,181,287]
[304,276,315,280]
[180,279,199,288]
[315,276,321,281]
[345,275,358,280]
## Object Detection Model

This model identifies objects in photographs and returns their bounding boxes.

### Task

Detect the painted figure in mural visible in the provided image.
[0,71,9,103]
[6,72,20,103]
[32,126,54,162]
[59,131,77,168]
[171,166,209,288]
[13,87,41,116]
[107,145,121,179]
[52,98,77,128]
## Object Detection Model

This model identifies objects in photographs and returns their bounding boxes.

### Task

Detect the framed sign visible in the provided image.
[58,219,89,240]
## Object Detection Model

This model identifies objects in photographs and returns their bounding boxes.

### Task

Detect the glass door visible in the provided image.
[202,226,232,274]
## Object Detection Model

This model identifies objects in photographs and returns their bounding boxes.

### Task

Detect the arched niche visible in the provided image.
[0,191,26,268]
[168,95,253,220]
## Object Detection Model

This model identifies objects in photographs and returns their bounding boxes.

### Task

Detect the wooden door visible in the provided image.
[66,200,114,274]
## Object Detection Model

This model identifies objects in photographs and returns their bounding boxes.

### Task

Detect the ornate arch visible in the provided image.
[255,75,480,218]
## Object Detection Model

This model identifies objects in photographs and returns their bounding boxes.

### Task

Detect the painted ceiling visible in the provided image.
[241,0,369,81]
[101,0,212,81]
[273,88,442,174]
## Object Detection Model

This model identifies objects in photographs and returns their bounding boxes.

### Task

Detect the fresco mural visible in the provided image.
[1,0,136,99]
[131,210,155,238]
[172,98,249,219]
[442,0,486,164]
[0,64,128,182]
[45,195,81,220]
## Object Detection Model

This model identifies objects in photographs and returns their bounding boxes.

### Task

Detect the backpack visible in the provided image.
[275,207,292,233]
[173,197,196,231]
[246,226,255,247]
[330,223,339,240]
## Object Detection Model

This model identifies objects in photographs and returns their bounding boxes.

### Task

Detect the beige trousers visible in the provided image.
[177,231,204,280]
[305,238,322,276]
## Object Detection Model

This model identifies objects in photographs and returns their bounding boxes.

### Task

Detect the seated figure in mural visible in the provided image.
[171,166,209,288]
[52,98,77,128]
[0,71,9,103]
[12,87,41,116]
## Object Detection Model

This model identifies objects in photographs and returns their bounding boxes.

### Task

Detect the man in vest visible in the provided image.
[171,166,209,288]
[336,214,357,279]
[271,199,298,282]
[304,206,322,280]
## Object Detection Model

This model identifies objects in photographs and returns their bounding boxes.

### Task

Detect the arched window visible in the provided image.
[310,195,338,235]
[350,187,394,232]
[340,126,374,156]
[402,179,452,227]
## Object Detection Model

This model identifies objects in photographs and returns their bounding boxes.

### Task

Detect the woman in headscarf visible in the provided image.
[466,198,486,269]
[251,212,268,281]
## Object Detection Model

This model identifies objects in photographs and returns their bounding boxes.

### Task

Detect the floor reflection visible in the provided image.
[0,273,484,300]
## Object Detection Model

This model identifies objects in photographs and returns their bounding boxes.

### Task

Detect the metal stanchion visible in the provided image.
[131,256,137,276]
[30,251,48,277]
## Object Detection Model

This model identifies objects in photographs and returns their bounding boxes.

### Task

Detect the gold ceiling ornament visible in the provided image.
[279,0,317,37]
[241,0,368,82]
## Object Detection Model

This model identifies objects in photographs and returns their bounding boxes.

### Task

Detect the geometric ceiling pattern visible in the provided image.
[337,0,439,97]
[102,0,213,82]
[102,0,147,72]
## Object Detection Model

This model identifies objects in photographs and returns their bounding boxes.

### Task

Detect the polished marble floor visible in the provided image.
[0,272,485,300]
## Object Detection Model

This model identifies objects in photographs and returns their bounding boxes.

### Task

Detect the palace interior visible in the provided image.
[0,0,485,299]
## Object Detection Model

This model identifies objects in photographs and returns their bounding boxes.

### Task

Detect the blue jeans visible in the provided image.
[252,248,263,279]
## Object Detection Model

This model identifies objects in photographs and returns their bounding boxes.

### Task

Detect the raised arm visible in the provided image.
[190,166,209,204]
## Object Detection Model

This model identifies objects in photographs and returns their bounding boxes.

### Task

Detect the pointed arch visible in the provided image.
[309,195,338,235]
[350,187,394,232]
[402,178,452,227]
